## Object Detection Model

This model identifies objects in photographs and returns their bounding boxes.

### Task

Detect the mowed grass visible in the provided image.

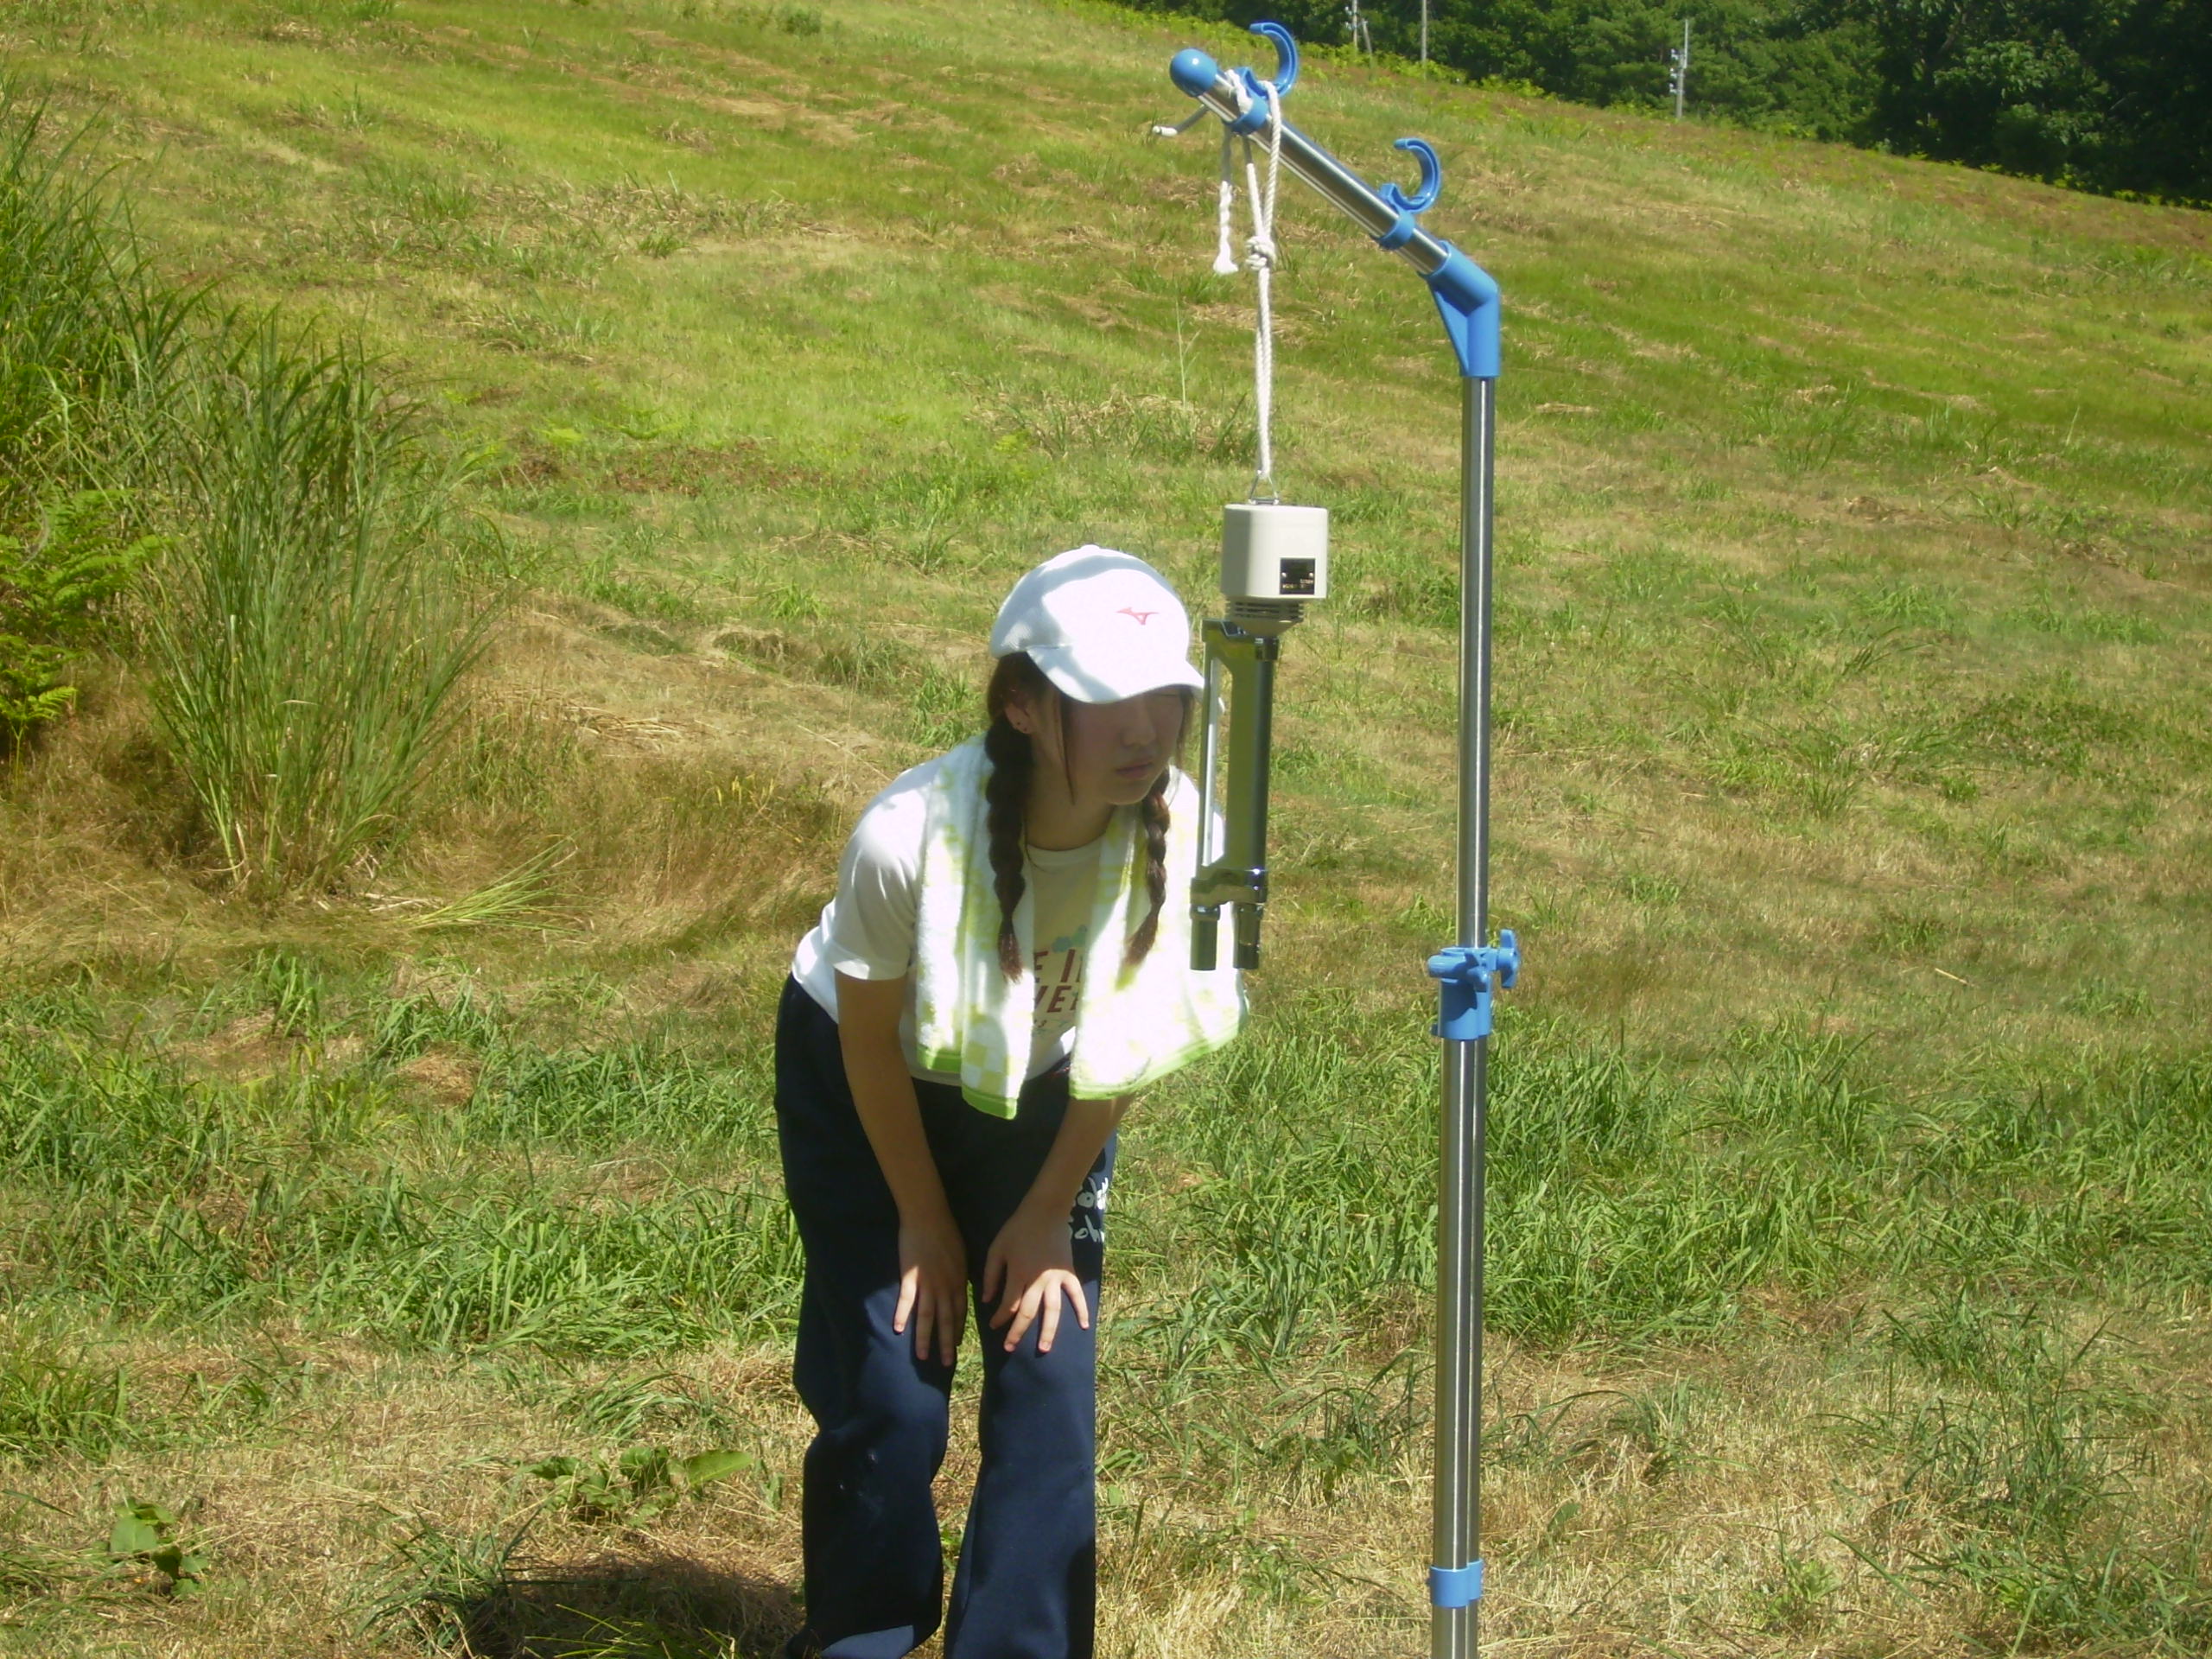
[1,0,2209,1655]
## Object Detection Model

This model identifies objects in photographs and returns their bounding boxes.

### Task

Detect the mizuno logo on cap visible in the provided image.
[1116,607,1158,626]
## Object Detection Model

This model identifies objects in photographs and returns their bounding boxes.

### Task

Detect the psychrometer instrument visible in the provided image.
[1190,499,1327,970]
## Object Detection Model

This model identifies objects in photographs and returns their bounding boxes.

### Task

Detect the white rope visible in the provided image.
[1209,88,1283,498]
[1247,89,1281,496]
[1213,125,1239,277]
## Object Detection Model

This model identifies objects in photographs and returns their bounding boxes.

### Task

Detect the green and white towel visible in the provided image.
[910,736,1245,1116]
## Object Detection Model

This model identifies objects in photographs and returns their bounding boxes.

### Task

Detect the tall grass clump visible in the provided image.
[0,90,191,504]
[143,323,491,892]
[0,89,192,743]
[0,87,493,881]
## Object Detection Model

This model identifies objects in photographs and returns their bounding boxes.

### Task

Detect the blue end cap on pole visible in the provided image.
[1176,25,1295,131]
[1427,931,1518,1042]
[1430,1559,1484,1608]
[1169,48,1220,99]
[1426,245,1501,381]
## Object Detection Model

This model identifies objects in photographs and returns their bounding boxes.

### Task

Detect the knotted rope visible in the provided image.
[1212,87,1283,499]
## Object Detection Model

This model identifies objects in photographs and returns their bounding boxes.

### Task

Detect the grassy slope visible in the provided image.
[16,0,2206,1044]
[2,1,2210,1656]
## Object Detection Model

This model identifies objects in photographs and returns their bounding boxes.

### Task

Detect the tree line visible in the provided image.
[1123,1,2212,204]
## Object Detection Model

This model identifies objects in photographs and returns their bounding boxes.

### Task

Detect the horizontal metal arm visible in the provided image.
[1169,46,1498,378]
[1172,49,1451,275]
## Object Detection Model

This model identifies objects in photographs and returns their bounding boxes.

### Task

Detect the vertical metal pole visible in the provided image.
[1674,19,1691,120]
[1433,375,1495,1659]
[1421,0,1430,64]
[1160,40,1508,1643]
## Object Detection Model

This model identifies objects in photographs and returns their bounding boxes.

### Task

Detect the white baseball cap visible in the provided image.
[988,546,1205,704]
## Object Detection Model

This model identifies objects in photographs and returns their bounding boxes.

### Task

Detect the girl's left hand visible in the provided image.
[982,1204,1089,1355]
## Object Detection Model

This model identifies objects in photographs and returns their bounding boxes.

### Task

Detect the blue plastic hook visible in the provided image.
[1383,137,1441,214]
[1248,21,1298,95]
[1376,137,1441,251]
[1227,21,1298,135]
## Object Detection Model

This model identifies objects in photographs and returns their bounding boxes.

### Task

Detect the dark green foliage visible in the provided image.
[0,491,161,743]
[1118,0,2211,198]
[0,90,190,746]
[1839,0,2212,199]
[1121,0,1878,136]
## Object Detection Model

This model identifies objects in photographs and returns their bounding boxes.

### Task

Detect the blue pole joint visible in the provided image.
[1427,931,1518,1042]
[1214,22,1298,136]
[1427,245,1501,381]
[1430,1558,1484,1608]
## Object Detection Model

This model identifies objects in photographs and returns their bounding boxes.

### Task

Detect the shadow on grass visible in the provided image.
[451,1552,801,1659]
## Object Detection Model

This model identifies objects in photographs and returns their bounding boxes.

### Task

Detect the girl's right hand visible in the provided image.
[893,1211,968,1365]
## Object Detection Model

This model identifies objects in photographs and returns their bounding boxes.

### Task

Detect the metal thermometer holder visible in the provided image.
[1192,501,1327,971]
[1165,24,1514,1659]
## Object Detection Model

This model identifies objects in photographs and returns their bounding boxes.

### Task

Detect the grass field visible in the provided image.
[2,0,2209,1654]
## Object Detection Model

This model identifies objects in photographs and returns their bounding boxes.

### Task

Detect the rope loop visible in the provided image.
[1207,88,1284,495]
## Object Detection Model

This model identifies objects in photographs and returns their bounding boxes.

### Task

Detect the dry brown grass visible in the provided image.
[14,1315,2205,1657]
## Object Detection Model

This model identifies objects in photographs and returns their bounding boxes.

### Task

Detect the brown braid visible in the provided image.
[983,654,1048,980]
[1125,768,1173,970]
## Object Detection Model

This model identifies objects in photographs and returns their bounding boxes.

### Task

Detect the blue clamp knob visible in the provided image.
[1227,21,1298,135]
[1430,1558,1484,1608]
[1427,930,1519,1042]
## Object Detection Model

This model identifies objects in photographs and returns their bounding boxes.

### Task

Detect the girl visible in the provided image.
[775,546,1246,1659]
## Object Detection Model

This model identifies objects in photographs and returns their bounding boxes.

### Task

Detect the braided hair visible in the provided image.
[982,654,1045,980]
[982,652,1189,980]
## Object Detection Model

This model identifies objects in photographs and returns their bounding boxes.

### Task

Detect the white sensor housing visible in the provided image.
[1221,502,1328,605]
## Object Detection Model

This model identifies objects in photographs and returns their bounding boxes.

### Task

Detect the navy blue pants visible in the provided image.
[774,978,1113,1659]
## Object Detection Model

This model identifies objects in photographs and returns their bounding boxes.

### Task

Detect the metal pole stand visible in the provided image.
[1160,26,1519,1658]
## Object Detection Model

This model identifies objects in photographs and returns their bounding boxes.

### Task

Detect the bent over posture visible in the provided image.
[775,548,1245,1659]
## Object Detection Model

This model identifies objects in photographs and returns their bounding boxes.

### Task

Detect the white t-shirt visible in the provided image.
[791,753,1104,1084]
